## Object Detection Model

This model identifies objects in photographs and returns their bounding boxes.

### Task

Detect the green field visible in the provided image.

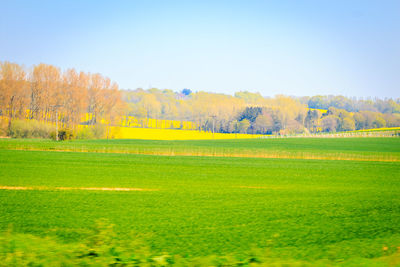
[1,137,399,161]
[0,138,400,265]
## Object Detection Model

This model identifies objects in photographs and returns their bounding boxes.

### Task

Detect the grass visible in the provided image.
[0,137,399,162]
[0,137,400,265]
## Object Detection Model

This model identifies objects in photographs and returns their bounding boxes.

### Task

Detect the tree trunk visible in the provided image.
[7,96,15,132]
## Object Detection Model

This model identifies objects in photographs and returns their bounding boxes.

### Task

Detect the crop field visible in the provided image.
[1,137,399,162]
[0,138,400,265]
[352,127,400,133]
[109,126,265,140]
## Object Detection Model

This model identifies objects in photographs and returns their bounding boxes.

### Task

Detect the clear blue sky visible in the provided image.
[1,0,399,98]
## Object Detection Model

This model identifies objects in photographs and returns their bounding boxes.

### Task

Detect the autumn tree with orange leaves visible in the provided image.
[0,62,29,130]
[0,61,125,134]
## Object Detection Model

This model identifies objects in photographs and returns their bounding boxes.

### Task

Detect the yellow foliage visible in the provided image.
[308,108,327,113]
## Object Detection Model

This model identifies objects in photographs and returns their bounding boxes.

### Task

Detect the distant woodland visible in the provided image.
[1,61,400,137]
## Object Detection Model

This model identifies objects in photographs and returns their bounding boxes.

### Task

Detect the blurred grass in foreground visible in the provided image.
[1,221,400,267]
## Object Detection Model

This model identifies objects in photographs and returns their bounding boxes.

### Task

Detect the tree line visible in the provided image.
[305,95,400,114]
[0,61,124,132]
[1,61,399,137]
[123,89,400,134]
